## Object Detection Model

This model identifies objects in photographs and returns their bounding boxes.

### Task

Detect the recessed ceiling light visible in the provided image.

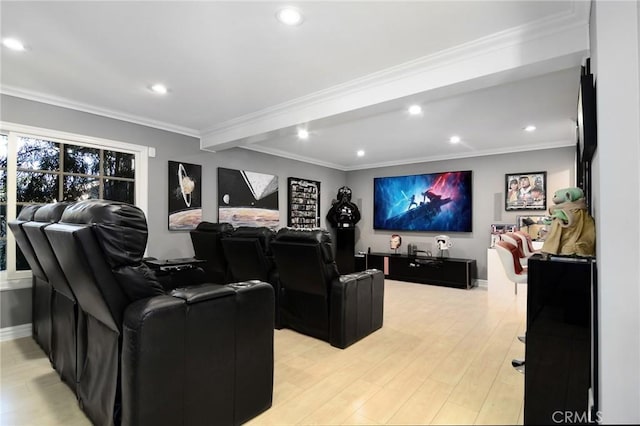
[408,105,422,115]
[2,38,25,51]
[357,150,365,157]
[524,125,537,132]
[150,83,168,95]
[297,129,309,140]
[276,7,303,26]
[449,135,461,144]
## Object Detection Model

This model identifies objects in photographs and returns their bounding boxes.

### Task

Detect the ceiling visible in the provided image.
[0,1,591,170]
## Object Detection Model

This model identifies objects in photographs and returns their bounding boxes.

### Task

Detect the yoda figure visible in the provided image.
[542,187,595,257]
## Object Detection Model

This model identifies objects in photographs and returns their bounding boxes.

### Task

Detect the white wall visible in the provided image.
[0,288,31,328]
[592,0,640,423]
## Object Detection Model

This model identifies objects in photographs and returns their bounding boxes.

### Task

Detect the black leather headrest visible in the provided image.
[16,204,42,221]
[61,199,144,227]
[229,226,275,253]
[272,227,340,286]
[194,221,234,235]
[33,202,72,223]
[232,226,274,240]
[61,199,148,267]
[275,228,332,245]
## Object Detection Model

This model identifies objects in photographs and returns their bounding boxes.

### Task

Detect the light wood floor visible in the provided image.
[1,280,526,425]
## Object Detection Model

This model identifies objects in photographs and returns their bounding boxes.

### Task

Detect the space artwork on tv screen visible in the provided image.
[373,170,472,232]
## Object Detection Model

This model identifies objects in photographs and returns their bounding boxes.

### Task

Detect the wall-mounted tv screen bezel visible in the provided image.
[578,67,597,163]
[373,170,473,232]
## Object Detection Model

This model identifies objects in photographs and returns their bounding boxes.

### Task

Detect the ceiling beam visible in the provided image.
[201,2,590,152]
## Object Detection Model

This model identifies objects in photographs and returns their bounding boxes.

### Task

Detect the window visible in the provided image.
[14,137,136,205]
[0,123,149,284]
[1,134,8,271]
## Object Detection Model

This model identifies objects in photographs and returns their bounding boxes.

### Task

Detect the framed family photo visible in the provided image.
[505,171,547,211]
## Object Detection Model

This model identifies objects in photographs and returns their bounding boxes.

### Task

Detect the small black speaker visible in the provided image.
[494,192,503,221]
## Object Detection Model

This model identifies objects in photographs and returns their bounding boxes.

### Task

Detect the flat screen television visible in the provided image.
[373,170,472,232]
[578,65,597,163]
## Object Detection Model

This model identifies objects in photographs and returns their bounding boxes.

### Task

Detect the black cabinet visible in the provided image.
[525,255,597,425]
[367,252,476,289]
[354,254,367,272]
[335,228,355,273]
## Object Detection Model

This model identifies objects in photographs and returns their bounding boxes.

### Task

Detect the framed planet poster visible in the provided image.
[168,161,202,230]
[218,167,279,229]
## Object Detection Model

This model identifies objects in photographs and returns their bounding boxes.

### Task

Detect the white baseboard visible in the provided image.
[475,279,488,288]
[0,323,32,342]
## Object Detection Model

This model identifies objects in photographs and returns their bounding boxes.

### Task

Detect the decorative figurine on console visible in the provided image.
[434,235,452,258]
[390,234,402,255]
[542,187,595,257]
[326,186,361,228]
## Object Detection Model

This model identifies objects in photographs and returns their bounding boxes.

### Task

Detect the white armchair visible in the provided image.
[501,232,528,268]
[495,240,528,294]
[513,230,541,257]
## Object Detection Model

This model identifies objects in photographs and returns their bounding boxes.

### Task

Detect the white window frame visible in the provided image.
[0,122,150,290]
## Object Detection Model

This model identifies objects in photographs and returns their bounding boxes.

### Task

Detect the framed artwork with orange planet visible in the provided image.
[168,161,202,230]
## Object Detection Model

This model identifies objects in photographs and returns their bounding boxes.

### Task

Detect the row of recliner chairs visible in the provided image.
[190,222,385,349]
[10,200,274,426]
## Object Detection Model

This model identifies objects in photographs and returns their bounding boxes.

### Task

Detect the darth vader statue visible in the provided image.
[327,186,361,228]
[326,186,361,273]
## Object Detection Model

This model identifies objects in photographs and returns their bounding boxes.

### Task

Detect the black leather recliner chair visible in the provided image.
[42,200,273,426]
[222,226,281,327]
[22,202,79,391]
[8,205,49,355]
[271,228,384,349]
[190,221,234,283]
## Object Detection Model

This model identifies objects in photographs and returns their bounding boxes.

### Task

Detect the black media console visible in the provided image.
[365,252,477,289]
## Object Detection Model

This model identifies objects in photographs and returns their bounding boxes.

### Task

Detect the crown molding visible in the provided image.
[201,2,590,150]
[344,140,576,171]
[0,86,200,138]
[240,140,575,172]
[238,145,345,171]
